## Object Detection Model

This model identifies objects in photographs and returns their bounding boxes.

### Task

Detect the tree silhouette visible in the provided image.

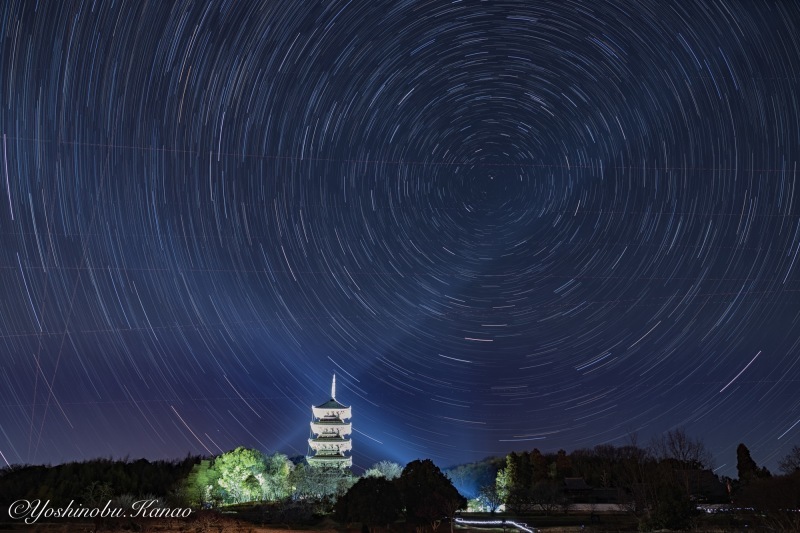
[477,484,503,513]
[650,427,713,469]
[734,472,800,531]
[554,449,572,480]
[736,443,770,485]
[396,459,466,532]
[530,449,548,483]
[335,476,402,531]
[778,445,800,475]
[644,482,695,531]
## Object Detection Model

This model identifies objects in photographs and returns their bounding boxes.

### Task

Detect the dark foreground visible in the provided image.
[0,510,781,533]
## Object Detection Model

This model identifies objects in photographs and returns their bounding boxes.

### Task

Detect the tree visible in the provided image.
[640,482,696,531]
[181,459,222,507]
[495,467,510,503]
[260,452,293,501]
[530,449,549,483]
[289,464,353,505]
[516,451,532,488]
[214,447,268,503]
[444,458,503,499]
[477,484,503,513]
[650,427,713,469]
[363,460,403,480]
[334,476,402,531]
[504,452,519,488]
[778,445,800,475]
[397,460,467,533]
[440,490,467,533]
[554,449,572,480]
[736,443,769,484]
[82,480,114,506]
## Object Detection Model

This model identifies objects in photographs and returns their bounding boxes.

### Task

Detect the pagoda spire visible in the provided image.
[331,374,336,399]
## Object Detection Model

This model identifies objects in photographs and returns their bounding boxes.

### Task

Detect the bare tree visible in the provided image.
[616,433,652,519]
[477,484,503,513]
[649,427,713,469]
[778,445,800,475]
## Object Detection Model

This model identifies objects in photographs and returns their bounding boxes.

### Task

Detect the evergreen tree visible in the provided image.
[505,452,519,487]
[495,467,510,503]
[736,443,769,485]
[530,448,548,483]
[516,451,532,488]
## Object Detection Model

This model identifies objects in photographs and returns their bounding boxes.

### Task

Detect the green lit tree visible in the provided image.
[215,447,268,503]
[495,467,510,504]
[182,459,222,507]
[261,452,293,501]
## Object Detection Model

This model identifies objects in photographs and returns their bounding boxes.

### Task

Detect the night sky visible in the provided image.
[1,1,799,477]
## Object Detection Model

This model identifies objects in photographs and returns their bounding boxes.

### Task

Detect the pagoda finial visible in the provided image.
[331,374,336,399]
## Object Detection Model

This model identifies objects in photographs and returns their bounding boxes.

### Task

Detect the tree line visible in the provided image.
[471,431,800,531]
[0,456,197,507]
[2,436,798,531]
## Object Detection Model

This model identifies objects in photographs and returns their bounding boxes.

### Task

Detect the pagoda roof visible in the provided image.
[315,398,349,409]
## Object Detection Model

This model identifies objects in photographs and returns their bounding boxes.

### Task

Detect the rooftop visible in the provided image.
[315,398,349,409]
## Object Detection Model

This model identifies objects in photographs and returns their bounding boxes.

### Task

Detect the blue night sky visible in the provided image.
[1,1,799,477]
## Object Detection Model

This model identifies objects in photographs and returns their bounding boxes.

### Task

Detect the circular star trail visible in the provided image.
[1,1,799,475]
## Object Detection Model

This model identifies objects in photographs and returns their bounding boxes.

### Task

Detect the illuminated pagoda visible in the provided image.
[307,374,352,468]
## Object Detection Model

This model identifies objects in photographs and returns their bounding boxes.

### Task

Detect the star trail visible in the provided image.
[1,1,799,477]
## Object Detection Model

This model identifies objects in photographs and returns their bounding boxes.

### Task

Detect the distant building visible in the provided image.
[563,477,593,501]
[307,374,352,468]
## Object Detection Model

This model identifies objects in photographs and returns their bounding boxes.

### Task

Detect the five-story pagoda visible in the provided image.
[307,374,352,468]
